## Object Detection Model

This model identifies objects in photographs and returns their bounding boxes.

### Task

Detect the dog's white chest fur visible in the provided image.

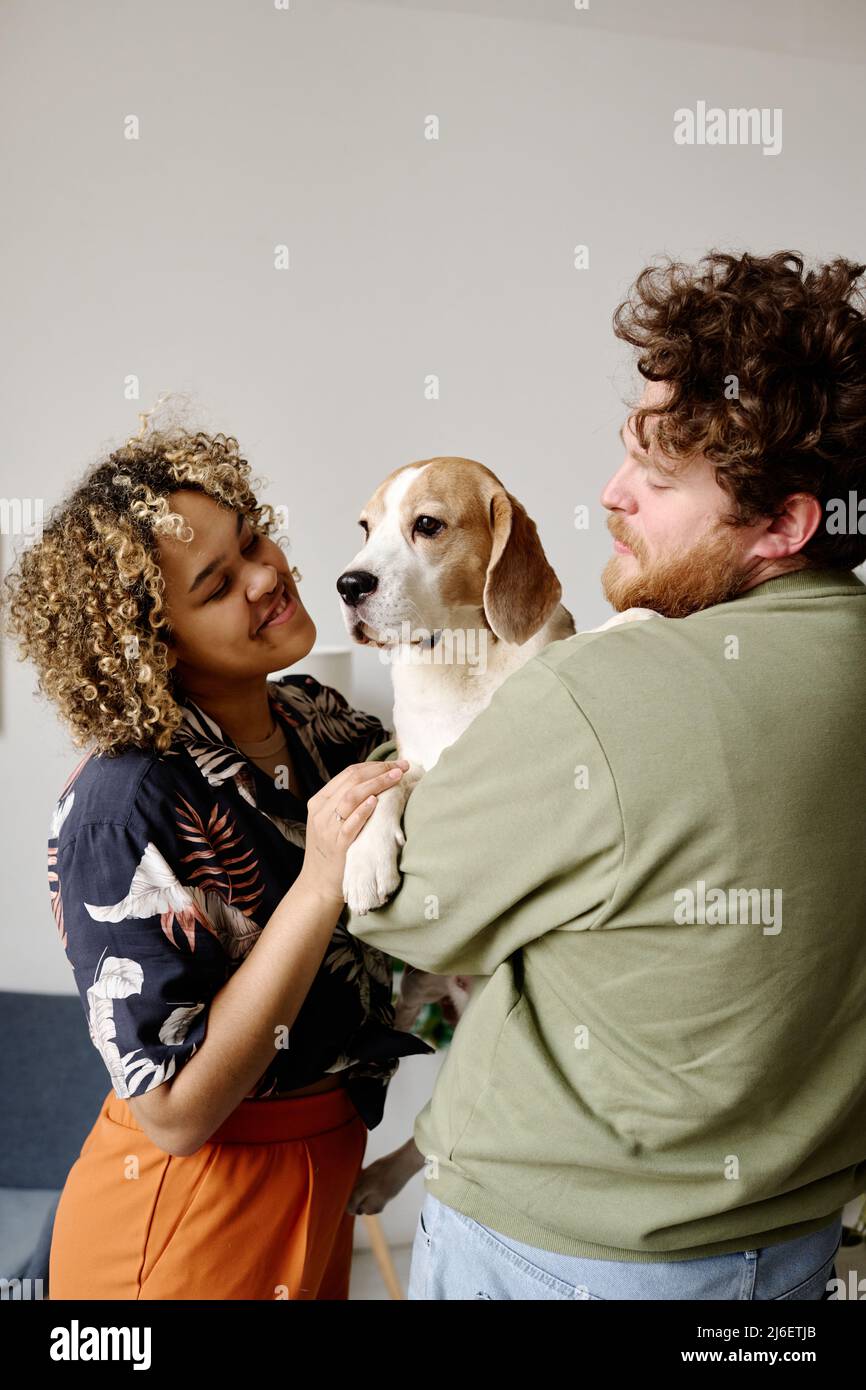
[391,619,565,770]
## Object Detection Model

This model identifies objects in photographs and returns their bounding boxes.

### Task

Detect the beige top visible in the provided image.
[234,719,300,794]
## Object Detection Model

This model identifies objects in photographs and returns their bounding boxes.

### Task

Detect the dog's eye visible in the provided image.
[358,519,368,537]
[413,515,444,538]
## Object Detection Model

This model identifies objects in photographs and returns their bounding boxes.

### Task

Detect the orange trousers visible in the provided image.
[49,1084,368,1300]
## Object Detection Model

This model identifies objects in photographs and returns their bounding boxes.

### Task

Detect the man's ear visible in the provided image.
[482,488,563,644]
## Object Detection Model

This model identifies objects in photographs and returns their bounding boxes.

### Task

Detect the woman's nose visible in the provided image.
[248,564,279,600]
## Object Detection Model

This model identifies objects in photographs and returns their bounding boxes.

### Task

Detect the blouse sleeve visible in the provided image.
[53,820,225,1100]
[300,675,395,765]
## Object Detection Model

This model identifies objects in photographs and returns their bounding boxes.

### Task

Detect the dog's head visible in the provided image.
[336,456,562,650]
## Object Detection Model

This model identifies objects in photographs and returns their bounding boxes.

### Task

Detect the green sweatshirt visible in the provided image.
[346,567,866,1261]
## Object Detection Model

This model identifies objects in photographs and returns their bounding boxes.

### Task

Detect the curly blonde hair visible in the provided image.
[1,415,297,756]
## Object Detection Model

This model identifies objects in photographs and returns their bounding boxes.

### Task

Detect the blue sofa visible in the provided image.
[0,990,109,1298]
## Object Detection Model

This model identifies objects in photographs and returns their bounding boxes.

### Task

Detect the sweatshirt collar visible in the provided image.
[731,566,865,603]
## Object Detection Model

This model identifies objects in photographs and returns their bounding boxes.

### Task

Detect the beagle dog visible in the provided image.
[336,455,654,1216]
[337,456,576,916]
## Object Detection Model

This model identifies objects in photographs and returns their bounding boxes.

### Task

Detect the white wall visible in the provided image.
[2,0,865,1249]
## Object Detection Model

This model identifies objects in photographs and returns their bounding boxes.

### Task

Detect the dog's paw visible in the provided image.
[343,829,402,915]
[584,606,658,633]
[614,606,658,624]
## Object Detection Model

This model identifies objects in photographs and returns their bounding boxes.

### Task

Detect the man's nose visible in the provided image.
[336,570,378,607]
[600,464,634,513]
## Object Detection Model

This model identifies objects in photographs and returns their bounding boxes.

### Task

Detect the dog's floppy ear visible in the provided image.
[482,489,562,644]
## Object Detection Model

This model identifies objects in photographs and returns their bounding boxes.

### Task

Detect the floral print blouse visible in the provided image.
[46,674,434,1130]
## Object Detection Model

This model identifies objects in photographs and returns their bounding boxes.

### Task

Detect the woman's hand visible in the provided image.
[297,759,410,907]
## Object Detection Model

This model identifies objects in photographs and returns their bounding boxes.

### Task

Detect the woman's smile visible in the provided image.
[255,578,299,634]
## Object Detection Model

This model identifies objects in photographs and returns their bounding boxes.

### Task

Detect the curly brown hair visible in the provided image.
[613,250,866,570]
[1,417,293,756]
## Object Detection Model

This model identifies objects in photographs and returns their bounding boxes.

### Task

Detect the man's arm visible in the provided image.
[346,655,623,975]
[365,738,399,762]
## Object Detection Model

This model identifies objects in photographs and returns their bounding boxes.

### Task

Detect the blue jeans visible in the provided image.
[407,1191,844,1300]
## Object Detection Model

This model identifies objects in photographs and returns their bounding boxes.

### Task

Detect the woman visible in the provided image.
[2,420,433,1299]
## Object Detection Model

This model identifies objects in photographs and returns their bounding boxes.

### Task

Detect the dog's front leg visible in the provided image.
[342,761,424,915]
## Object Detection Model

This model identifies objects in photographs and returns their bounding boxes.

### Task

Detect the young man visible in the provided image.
[348,250,866,1300]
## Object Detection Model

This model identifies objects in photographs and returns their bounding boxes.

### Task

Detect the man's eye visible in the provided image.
[647,482,670,492]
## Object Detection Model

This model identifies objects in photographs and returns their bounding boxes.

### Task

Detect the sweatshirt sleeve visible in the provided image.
[345,655,623,975]
[365,739,399,762]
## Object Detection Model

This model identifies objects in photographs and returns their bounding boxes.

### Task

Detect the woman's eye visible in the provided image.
[647,482,670,492]
[206,534,260,601]
[413,515,444,537]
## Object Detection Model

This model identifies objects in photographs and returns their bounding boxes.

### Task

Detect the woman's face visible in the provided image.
[156,489,317,688]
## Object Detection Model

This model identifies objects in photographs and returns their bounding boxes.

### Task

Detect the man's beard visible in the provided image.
[601,518,756,619]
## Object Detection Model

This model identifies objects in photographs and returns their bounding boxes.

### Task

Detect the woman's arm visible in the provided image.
[128,758,408,1155]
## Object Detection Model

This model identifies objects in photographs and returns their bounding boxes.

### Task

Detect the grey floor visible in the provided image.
[349,1235,866,1301]
[350,1243,414,1300]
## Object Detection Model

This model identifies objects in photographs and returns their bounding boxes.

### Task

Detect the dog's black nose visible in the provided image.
[337,571,378,607]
